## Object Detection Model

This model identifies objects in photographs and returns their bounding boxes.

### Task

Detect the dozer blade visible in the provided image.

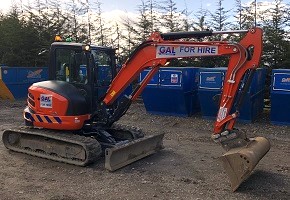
[220,136,270,191]
[105,133,164,171]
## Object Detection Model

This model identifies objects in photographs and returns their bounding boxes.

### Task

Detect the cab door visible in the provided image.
[91,48,116,101]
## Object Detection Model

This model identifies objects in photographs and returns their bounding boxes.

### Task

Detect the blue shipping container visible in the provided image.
[140,67,200,117]
[270,69,290,125]
[0,66,48,99]
[198,67,266,122]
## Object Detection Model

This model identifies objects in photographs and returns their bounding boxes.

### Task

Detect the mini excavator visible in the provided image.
[2,27,270,191]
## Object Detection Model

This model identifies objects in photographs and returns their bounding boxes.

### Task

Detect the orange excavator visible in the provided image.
[2,27,270,191]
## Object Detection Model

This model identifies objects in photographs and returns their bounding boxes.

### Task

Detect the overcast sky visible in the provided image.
[1,0,285,14]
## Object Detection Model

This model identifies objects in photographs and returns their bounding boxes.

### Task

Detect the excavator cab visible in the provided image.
[48,42,117,112]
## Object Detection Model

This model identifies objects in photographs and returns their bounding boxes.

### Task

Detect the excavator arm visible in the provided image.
[100,27,270,191]
[101,28,259,129]
[213,28,263,134]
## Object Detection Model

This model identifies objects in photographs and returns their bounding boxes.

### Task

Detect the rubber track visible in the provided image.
[2,127,102,166]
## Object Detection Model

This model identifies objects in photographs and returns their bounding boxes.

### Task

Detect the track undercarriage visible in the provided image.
[2,124,164,170]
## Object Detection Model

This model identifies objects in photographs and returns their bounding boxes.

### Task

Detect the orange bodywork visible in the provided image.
[103,28,263,135]
[24,85,90,130]
[213,28,263,134]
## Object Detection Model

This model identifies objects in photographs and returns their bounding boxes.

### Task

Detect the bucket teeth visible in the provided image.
[220,137,270,191]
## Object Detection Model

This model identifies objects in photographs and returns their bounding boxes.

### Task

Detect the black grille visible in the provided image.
[28,92,34,100]
[28,97,35,107]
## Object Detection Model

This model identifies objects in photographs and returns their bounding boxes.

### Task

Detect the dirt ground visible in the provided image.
[0,99,289,200]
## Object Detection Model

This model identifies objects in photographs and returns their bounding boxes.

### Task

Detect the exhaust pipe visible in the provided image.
[220,136,270,191]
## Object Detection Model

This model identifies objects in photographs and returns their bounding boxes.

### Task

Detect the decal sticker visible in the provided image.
[40,94,52,108]
[171,74,178,83]
[282,78,290,83]
[110,90,116,97]
[27,69,43,78]
[272,73,290,91]
[75,118,80,123]
[206,76,216,82]
[217,107,227,122]
[156,45,218,58]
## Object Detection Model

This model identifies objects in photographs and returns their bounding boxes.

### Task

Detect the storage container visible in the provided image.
[198,67,266,122]
[0,66,48,99]
[140,67,200,116]
[270,69,290,125]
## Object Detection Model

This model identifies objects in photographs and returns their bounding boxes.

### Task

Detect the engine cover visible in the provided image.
[24,80,90,130]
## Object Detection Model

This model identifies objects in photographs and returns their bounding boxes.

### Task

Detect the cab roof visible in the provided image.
[51,42,114,51]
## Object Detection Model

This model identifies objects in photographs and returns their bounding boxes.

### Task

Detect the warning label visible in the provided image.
[171,74,178,83]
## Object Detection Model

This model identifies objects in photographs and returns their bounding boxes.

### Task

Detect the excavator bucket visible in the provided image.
[220,136,270,191]
[105,133,164,171]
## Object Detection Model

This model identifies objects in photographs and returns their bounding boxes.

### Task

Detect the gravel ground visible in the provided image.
[0,99,289,200]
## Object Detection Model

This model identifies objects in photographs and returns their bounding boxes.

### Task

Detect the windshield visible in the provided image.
[55,48,88,84]
[54,47,114,87]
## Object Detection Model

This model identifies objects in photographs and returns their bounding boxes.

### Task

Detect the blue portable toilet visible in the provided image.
[140,67,200,117]
[270,69,290,125]
[0,66,48,99]
[198,67,266,122]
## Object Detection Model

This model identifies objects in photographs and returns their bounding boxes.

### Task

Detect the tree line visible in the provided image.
[0,0,289,71]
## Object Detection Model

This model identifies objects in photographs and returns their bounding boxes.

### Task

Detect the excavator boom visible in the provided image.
[99,27,270,191]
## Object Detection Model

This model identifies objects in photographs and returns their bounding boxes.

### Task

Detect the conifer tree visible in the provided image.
[206,0,232,67]
[261,0,289,69]
[158,0,182,32]
[209,0,231,32]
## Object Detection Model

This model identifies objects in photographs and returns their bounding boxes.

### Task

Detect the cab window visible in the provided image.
[91,50,113,86]
[55,48,88,84]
